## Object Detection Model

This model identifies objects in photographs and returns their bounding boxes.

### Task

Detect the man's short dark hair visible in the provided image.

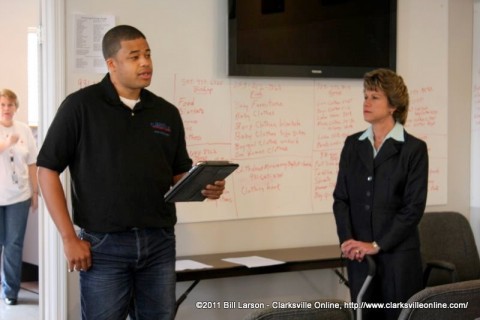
[102,25,146,59]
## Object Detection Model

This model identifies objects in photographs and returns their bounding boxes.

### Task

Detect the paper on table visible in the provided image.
[222,256,286,268]
[176,259,213,271]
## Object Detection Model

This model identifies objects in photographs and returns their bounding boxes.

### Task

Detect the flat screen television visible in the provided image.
[228,0,397,79]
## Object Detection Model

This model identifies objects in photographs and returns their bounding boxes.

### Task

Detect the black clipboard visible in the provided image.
[164,161,239,202]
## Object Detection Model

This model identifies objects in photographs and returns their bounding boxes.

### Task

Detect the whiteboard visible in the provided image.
[66,0,448,223]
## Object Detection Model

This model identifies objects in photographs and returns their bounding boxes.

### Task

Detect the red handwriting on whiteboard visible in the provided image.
[238,161,312,196]
[473,84,480,127]
[76,78,98,89]
[232,83,306,159]
[409,86,438,128]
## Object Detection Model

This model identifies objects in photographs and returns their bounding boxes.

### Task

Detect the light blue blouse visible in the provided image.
[358,122,405,158]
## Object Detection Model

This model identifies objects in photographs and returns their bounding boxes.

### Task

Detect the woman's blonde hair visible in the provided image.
[0,88,19,108]
[363,68,409,125]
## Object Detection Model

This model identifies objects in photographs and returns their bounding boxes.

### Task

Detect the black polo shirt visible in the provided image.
[37,74,193,232]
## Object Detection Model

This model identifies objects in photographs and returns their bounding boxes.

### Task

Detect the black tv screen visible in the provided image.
[228,0,397,78]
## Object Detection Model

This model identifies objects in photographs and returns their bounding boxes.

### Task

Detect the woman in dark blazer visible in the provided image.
[333,69,428,320]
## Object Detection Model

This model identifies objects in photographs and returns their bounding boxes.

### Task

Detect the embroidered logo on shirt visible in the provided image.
[150,122,171,136]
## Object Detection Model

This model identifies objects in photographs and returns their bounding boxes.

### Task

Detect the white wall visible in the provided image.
[0,0,40,265]
[38,0,475,319]
[0,0,38,122]
[471,0,480,250]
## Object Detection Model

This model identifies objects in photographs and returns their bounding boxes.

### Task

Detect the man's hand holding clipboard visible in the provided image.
[165,161,239,202]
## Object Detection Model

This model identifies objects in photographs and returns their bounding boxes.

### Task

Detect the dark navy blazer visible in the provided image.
[333,130,429,252]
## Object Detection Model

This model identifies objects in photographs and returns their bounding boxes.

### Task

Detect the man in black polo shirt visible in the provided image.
[37,25,225,320]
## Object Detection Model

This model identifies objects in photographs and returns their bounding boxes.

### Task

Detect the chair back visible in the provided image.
[242,299,353,320]
[397,279,480,320]
[419,211,480,285]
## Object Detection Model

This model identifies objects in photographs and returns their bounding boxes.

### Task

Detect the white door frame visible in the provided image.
[39,0,68,319]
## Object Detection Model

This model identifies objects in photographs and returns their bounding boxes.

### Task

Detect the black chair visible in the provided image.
[419,211,480,287]
[397,279,480,320]
[242,299,353,320]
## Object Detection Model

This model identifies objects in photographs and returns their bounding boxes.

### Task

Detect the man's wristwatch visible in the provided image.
[372,241,380,251]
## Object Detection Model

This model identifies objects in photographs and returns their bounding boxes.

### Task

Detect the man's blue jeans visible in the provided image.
[0,199,31,300]
[79,227,176,320]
